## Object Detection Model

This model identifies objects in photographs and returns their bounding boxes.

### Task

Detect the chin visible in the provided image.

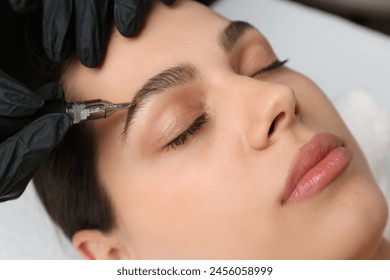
[331,170,388,259]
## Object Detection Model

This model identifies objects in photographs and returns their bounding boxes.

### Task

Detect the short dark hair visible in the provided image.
[33,123,115,240]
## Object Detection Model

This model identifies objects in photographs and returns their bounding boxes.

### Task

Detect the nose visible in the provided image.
[245,82,298,150]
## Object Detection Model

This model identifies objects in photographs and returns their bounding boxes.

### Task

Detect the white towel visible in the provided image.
[334,90,390,239]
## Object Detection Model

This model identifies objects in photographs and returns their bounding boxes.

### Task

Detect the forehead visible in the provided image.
[63,1,230,101]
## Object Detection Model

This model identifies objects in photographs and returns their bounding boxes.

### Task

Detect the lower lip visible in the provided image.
[285,146,352,204]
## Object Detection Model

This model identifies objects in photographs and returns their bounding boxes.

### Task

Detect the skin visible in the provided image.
[63,0,389,259]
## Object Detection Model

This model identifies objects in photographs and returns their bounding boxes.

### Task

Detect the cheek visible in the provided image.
[100,133,283,257]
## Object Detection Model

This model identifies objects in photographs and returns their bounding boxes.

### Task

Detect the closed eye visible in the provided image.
[164,113,208,151]
[252,59,288,77]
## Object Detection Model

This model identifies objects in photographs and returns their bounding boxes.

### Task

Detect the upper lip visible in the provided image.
[282,132,346,203]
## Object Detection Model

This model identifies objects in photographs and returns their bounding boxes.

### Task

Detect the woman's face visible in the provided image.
[64,0,387,259]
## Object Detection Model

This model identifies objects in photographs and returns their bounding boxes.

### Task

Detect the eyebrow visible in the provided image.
[122,20,256,139]
[219,20,256,52]
[122,63,198,139]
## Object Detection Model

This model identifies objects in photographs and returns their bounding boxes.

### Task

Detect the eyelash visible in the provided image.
[165,59,288,151]
[252,59,288,77]
[165,113,208,151]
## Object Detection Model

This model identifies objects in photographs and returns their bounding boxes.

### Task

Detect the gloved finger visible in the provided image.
[35,82,65,101]
[0,113,70,195]
[0,70,43,117]
[114,0,147,37]
[41,0,73,62]
[8,0,40,13]
[161,0,176,5]
[75,0,110,68]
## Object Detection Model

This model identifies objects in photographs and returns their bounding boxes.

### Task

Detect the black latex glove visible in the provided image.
[8,0,176,68]
[0,70,70,202]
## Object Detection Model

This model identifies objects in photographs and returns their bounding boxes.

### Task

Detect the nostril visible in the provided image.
[268,119,275,136]
[268,112,285,136]
[294,103,300,115]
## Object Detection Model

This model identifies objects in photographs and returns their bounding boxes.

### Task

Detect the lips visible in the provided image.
[282,133,352,204]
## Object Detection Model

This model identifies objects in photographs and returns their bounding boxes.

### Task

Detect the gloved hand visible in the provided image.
[0,70,70,202]
[8,0,176,68]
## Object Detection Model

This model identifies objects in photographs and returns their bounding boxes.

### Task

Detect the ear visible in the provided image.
[72,229,131,260]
